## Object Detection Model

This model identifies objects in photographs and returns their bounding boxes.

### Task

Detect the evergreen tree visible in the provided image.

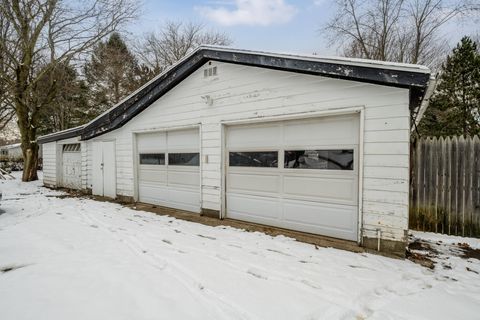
[36,62,89,135]
[84,33,153,116]
[418,37,480,137]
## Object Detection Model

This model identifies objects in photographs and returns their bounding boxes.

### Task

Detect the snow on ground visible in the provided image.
[1,173,479,320]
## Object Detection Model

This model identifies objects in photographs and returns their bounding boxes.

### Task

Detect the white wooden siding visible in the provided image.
[79,61,411,242]
[42,142,57,186]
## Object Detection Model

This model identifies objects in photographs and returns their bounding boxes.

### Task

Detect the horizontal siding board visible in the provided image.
[364,130,409,143]
[364,178,409,193]
[202,200,221,211]
[364,103,409,119]
[364,167,409,180]
[364,117,409,131]
[363,154,409,168]
[364,142,409,155]
[363,200,408,217]
[363,190,409,205]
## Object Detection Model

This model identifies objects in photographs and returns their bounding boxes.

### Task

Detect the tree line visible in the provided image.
[0,0,231,181]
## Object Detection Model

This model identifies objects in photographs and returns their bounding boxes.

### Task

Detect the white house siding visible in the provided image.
[42,142,57,187]
[82,61,410,243]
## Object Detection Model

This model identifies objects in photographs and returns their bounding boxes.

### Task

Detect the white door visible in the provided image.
[61,144,82,189]
[137,129,200,212]
[92,141,116,198]
[226,114,359,241]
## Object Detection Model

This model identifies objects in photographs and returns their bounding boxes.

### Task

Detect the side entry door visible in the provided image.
[92,141,116,198]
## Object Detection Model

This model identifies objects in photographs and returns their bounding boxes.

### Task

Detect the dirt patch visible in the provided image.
[458,243,480,261]
[409,239,438,253]
[406,250,436,269]
[406,239,437,269]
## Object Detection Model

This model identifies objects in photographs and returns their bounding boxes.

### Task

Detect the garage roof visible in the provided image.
[38,46,432,144]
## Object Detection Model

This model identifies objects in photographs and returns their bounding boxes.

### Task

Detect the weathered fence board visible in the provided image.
[410,135,480,238]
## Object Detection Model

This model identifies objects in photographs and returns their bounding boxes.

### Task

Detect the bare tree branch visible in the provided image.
[0,0,139,181]
[134,21,233,73]
[323,0,475,68]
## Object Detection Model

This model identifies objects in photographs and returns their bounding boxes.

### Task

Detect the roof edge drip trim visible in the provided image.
[38,47,431,143]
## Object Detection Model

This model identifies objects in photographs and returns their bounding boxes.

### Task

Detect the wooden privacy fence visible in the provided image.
[410,136,480,238]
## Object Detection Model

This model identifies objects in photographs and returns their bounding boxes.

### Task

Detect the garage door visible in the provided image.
[62,143,82,189]
[137,129,200,212]
[226,114,359,241]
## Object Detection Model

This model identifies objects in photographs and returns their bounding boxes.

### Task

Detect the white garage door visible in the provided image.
[137,129,200,212]
[226,114,359,241]
[62,143,82,189]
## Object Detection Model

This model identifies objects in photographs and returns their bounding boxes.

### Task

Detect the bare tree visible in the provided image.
[0,0,139,181]
[324,0,473,68]
[0,13,15,132]
[136,21,233,73]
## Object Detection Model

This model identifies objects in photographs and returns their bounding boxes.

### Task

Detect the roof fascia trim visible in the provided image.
[48,48,430,141]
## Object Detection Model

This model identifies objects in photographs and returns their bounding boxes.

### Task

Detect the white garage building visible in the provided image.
[38,46,433,256]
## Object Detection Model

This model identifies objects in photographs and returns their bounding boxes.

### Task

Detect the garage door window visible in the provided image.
[168,153,199,166]
[284,150,353,170]
[140,153,165,165]
[229,151,278,167]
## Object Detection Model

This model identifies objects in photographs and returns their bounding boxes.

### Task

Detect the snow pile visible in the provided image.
[0,173,479,320]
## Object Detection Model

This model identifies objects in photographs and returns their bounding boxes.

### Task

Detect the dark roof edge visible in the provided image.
[37,126,84,144]
[38,46,431,143]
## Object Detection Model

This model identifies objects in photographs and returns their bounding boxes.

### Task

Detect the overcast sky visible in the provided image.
[128,0,479,57]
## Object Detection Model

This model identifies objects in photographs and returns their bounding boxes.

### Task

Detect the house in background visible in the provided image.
[0,143,23,160]
[38,46,433,257]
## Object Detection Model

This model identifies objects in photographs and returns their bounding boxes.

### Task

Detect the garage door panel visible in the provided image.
[137,132,167,152]
[165,188,200,212]
[167,170,199,187]
[227,172,280,194]
[138,167,167,183]
[283,200,357,240]
[283,175,357,204]
[139,185,200,213]
[139,185,169,203]
[227,124,282,149]
[283,116,359,147]
[227,193,281,221]
[167,129,199,151]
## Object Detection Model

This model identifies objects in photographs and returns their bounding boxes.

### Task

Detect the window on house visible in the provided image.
[284,149,354,170]
[229,151,278,167]
[139,153,165,165]
[168,153,199,166]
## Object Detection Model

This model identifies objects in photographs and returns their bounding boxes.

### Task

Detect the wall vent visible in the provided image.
[203,66,217,78]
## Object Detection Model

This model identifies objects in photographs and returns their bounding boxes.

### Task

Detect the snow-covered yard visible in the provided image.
[1,173,479,320]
